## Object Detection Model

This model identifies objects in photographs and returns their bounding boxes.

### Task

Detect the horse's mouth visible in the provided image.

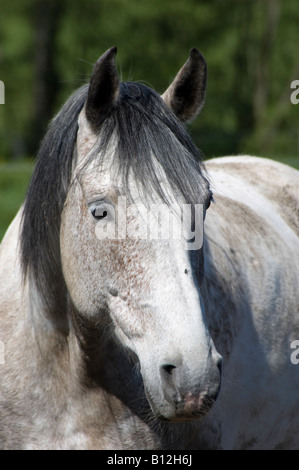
[147,390,217,423]
[175,394,217,422]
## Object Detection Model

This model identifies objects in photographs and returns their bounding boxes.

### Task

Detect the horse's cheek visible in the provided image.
[60,196,100,314]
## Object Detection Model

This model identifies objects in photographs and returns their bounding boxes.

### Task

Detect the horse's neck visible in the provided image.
[201,213,248,358]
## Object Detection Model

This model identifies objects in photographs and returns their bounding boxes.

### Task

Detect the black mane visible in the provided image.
[21,80,211,315]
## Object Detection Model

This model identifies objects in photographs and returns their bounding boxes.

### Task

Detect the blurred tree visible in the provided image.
[30,0,64,153]
[0,0,298,161]
[252,0,281,126]
[240,0,299,156]
[0,0,34,158]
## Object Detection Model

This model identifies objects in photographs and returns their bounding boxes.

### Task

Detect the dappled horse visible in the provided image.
[0,47,299,449]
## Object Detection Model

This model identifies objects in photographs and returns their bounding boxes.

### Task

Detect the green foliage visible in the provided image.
[0,0,298,161]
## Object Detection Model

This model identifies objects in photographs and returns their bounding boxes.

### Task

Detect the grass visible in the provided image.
[0,155,298,243]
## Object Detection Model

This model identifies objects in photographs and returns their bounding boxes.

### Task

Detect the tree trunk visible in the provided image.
[30,0,64,154]
[252,0,281,126]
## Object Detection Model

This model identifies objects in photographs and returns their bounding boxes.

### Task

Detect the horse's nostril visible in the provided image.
[162,364,176,375]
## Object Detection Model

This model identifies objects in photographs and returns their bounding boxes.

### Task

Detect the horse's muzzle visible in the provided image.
[144,356,222,422]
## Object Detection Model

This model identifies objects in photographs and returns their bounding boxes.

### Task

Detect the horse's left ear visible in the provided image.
[161,48,207,123]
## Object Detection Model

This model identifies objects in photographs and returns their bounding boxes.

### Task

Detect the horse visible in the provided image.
[0,46,299,450]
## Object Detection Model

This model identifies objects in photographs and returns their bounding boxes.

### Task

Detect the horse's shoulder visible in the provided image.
[206,155,299,197]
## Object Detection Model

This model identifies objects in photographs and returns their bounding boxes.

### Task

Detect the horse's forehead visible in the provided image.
[77,152,180,207]
[76,108,187,205]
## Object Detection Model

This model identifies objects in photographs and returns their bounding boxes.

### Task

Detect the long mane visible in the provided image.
[21,80,211,314]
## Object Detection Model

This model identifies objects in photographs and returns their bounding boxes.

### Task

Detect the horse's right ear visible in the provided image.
[85,46,119,130]
[161,48,207,123]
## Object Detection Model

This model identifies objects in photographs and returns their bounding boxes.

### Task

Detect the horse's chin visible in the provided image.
[146,389,216,423]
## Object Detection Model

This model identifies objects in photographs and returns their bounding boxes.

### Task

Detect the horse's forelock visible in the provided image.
[81,82,211,208]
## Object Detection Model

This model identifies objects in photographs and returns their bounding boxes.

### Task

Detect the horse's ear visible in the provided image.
[161,48,207,123]
[85,46,119,130]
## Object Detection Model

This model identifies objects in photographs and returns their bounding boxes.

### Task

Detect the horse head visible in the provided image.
[25,47,222,423]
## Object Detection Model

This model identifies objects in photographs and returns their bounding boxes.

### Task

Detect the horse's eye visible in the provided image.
[92,208,108,220]
[89,200,115,222]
